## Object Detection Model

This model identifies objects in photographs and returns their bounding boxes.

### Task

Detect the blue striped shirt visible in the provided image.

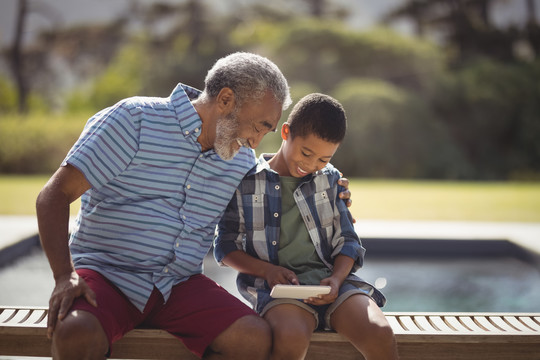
[63,83,256,311]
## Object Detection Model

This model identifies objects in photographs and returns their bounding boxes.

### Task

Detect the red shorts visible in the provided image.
[71,269,256,358]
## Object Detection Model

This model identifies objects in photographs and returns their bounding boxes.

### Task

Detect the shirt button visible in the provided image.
[185,130,189,135]
[272,241,277,246]
[273,213,279,218]
[164,267,169,273]
[176,242,180,247]
[199,154,203,158]
[186,184,191,189]
[274,185,280,190]
[195,128,199,132]
[183,215,187,220]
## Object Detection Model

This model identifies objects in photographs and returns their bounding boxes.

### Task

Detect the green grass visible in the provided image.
[1,176,539,222]
[0,175,81,216]
[348,180,540,222]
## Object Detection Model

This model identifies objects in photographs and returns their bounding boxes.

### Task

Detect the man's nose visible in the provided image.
[249,131,266,149]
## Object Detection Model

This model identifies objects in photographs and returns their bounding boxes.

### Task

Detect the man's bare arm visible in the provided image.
[36,164,95,338]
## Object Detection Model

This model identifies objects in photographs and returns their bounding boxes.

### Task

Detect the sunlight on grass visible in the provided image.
[0,175,81,216]
[1,176,539,222]
[348,180,540,222]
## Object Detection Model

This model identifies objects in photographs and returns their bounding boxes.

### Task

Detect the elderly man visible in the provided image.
[37,52,351,359]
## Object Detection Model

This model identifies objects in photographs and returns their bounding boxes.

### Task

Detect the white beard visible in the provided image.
[214,112,240,161]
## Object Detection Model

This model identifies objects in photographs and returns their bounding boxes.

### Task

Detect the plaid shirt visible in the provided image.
[215,154,385,311]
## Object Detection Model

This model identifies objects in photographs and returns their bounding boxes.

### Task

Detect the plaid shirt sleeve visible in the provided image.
[214,188,244,265]
[330,181,366,271]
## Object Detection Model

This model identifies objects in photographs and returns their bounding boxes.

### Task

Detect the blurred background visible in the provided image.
[1,0,539,180]
[1,0,540,315]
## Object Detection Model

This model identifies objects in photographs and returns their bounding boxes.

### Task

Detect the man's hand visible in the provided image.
[337,177,355,223]
[47,271,97,339]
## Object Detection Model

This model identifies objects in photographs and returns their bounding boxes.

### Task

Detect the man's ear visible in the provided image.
[281,123,290,140]
[216,87,236,113]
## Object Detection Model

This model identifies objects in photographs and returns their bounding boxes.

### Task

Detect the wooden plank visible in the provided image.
[0,308,16,323]
[458,316,488,333]
[519,316,540,331]
[2,308,540,359]
[414,315,440,333]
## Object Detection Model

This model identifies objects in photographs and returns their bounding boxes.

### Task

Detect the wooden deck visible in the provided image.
[1,307,540,359]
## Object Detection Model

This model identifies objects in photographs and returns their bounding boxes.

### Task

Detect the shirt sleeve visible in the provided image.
[62,99,140,189]
[331,181,366,271]
[214,189,244,265]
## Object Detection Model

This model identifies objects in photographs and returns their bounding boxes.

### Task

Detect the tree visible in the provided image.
[10,0,29,113]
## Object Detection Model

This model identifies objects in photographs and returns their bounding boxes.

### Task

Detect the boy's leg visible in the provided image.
[264,303,317,360]
[330,294,399,360]
[147,274,271,360]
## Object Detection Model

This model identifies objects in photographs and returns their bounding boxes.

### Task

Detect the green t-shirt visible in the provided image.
[278,176,332,285]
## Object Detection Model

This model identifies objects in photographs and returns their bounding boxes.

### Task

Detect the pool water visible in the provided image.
[1,249,539,313]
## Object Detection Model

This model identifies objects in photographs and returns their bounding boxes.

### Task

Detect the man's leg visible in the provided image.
[51,269,143,360]
[52,310,108,360]
[148,274,271,360]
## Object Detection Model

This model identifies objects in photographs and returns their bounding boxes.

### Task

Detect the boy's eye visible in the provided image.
[301,151,309,157]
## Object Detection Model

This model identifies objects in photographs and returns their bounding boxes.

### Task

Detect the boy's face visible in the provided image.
[280,125,340,177]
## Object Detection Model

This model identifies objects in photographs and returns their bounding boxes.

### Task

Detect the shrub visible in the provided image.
[0,114,88,174]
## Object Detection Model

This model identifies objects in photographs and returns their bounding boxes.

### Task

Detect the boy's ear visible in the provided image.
[281,123,290,140]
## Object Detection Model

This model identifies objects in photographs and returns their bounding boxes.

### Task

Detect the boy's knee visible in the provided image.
[210,315,272,359]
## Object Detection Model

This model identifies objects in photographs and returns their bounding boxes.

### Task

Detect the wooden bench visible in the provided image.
[1,306,539,359]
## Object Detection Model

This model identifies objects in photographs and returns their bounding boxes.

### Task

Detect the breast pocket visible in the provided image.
[314,190,333,228]
[242,194,266,231]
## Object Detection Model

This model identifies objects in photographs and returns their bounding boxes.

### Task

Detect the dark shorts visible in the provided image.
[71,269,257,358]
[260,281,374,330]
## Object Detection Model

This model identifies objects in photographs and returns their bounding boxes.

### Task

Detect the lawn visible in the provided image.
[1,175,539,222]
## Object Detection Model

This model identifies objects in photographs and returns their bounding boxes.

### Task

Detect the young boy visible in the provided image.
[214,93,399,360]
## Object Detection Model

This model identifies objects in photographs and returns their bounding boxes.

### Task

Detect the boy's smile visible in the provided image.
[269,124,340,177]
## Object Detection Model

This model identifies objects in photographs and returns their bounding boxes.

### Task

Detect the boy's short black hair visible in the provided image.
[287,93,347,144]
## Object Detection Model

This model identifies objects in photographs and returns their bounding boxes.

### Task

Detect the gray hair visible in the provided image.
[202,52,292,110]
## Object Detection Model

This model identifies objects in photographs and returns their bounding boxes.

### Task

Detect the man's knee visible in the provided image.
[52,310,108,359]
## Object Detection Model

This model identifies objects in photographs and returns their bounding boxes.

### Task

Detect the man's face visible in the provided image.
[215,91,282,161]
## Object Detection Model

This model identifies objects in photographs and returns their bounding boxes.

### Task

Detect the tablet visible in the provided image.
[270,285,331,299]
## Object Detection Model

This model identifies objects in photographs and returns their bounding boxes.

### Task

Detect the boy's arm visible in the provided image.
[215,188,299,287]
[222,250,299,288]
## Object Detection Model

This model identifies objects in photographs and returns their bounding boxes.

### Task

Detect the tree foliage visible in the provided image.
[0,0,539,179]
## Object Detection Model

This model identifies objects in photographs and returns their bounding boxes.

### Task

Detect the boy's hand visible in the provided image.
[265,264,299,288]
[304,276,340,306]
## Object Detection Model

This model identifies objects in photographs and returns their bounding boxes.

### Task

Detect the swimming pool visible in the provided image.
[1,247,539,313]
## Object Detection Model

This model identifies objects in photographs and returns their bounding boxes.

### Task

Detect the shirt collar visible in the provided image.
[254,153,325,181]
[169,83,204,137]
